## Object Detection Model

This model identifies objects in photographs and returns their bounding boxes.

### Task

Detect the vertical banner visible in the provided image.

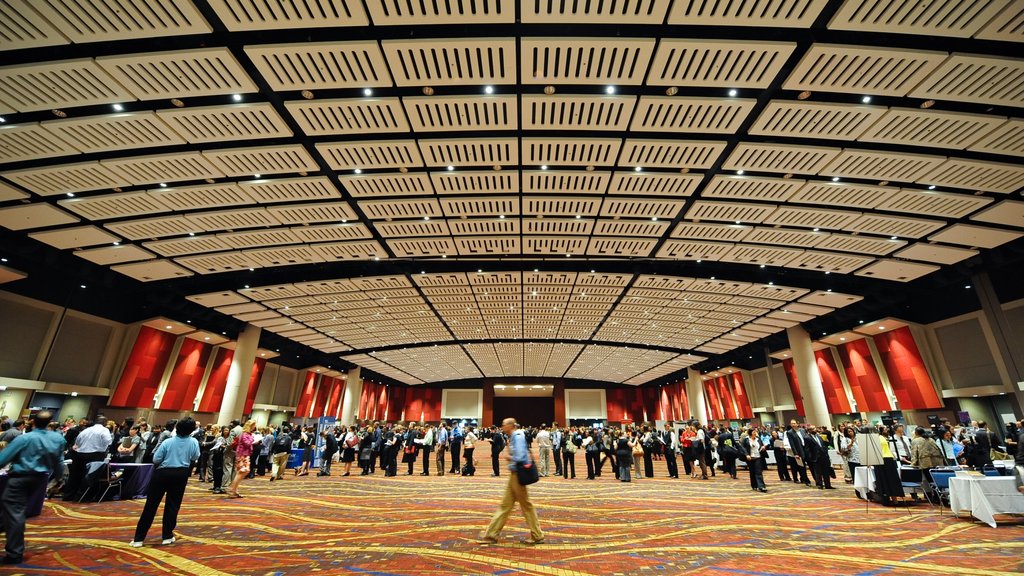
[109,326,177,408]
[197,348,234,413]
[703,379,724,421]
[837,339,891,412]
[242,358,268,416]
[814,349,852,414]
[780,358,805,417]
[159,338,212,411]
[294,371,318,419]
[310,377,333,418]
[715,377,738,419]
[729,373,753,419]
[873,327,943,409]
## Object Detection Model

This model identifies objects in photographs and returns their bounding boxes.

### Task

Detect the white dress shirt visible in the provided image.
[74,424,112,453]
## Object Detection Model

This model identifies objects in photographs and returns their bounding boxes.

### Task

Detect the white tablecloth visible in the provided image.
[949,476,1024,528]
[854,466,874,499]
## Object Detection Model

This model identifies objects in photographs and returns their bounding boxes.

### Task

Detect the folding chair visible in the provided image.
[928,471,955,515]
[982,465,1000,477]
[78,462,123,503]
[895,467,927,515]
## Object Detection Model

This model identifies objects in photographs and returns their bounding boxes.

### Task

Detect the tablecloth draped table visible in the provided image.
[0,472,49,518]
[109,463,154,500]
[948,475,1024,528]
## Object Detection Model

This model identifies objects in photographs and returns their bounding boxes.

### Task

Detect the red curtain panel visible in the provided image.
[814,349,852,414]
[310,376,333,418]
[109,326,177,408]
[158,338,212,411]
[780,358,805,417]
[703,379,724,421]
[242,358,267,416]
[872,327,943,409]
[404,387,442,422]
[716,376,738,419]
[836,339,891,412]
[324,377,344,418]
[294,371,318,418]
[196,348,234,413]
[729,373,754,419]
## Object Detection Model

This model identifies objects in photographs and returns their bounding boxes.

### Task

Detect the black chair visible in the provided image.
[78,462,123,503]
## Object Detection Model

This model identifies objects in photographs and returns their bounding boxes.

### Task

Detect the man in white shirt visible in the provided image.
[419,425,434,476]
[536,425,552,477]
[551,425,563,477]
[63,417,113,501]
[891,425,913,466]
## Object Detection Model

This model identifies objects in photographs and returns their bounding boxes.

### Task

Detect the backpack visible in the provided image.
[273,433,292,453]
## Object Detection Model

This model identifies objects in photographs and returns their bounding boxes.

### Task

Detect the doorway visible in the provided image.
[492,396,554,427]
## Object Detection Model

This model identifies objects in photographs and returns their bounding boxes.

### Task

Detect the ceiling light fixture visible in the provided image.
[484,86,494,94]
[605,86,616,94]
[928,185,936,190]
[447,165,454,171]
[66,192,74,197]
[232,94,242,102]
[634,166,642,172]
[159,183,167,188]
[736,170,744,175]
[113,104,124,111]
[363,88,373,96]
[541,165,547,170]
[861,96,871,104]
[728,89,738,97]
[354,168,362,174]
[832,177,840,182]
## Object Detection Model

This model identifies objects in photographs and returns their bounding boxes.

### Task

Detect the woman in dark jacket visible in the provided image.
[615,438,633,482]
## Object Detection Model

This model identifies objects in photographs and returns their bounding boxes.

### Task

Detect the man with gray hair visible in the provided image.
[480,418,544,545]
[536,424,552,477]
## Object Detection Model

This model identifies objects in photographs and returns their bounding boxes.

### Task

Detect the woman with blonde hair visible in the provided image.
[226,421,255,498]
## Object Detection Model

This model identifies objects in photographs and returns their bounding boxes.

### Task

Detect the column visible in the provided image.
[972,271,1024,412]
[686,368,708,425]
[217,324,261,426]
[338,367,362,426]
[786,325,830,426]
[762,346,785,425]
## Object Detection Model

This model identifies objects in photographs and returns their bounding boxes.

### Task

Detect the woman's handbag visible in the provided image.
[565,441,577,454]
[631,443,643,456]
[516,460,540,486]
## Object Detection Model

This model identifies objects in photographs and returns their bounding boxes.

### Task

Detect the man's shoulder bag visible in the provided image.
[516,460,540,486]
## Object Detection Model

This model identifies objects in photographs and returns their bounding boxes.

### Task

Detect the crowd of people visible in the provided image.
[0,411,1022,563]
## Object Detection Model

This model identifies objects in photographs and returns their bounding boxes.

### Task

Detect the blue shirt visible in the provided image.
[509,429,529,471]
[552,430,562,449]
[0,428,66,475]
[153,435,200,469]
[436,427,448,445]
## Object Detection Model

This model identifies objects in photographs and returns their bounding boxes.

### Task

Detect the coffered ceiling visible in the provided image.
[0,0,1022,385]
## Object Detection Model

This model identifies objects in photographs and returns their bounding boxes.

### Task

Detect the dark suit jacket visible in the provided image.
[974,429,993,453]
[803,432,826,463]
[786,428,806,461]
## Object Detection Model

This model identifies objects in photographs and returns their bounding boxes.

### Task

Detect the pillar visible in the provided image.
[217,324,261,426]
[553,382,566,426]
[786,325,830,426]
[686,368,708,425]
[482,382,494,426]
[761,345,785,425]
[338,367,362,425]
[972,271,1024,413]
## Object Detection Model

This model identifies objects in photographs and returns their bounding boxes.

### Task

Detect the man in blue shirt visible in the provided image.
[434,424,448,476]
[0,411,66,564]
[449,423,464,474]
[480,418,544,545]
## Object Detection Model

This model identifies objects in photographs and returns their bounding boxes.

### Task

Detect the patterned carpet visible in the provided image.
[6,455,1023,576]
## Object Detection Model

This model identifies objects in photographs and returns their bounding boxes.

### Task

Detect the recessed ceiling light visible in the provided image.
[80,284,87,289]
[159,183,167,188]
[965,284,972,289]
[166,325,173,329]
[735,220,742,224]
[890,236,898,240]
[634,166,642,172]
[253,173,260,178]
[113,241,120,246]
[447,165,454,171]
[928,185,936,190]
[651,217,658,221]
[0,116,5,123]
[728,89,738,97]
[113,103,124,111]
[861,96,871,104]
[759,264,765,269]
[832,177,840,182]
[484,86,494,94]
[605,86,616,94]
[541,165,547,170]
[736,170,744,175]
[188,232,195,236]
[878,326,885,330]
[363,88,373,96]
[66,192,74,197]
[232,94,242,102]
[423,216,430,221]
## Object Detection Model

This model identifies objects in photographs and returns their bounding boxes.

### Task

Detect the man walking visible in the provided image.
[0,411,65,564]
[223,419,242,486]
[480,418,544,545]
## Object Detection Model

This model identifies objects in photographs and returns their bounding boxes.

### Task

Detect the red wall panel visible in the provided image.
[110,326,177,408]
[294,371,318,418]
[376,382,389,421]
[606,388,631,422]
[780,358,805,417]
[703,379,725,421]
[404,387,442,422]
[814,349,853,414]
[387,386,406,422]
[729,373,754,419]
[197,348,234,413]
[158,338,212,411]
[310,376,333,418]
[322,377,343,418]
[242,358,267,416]
[716,377,738,419]
[873,326,943,409]
[837,339,890,412]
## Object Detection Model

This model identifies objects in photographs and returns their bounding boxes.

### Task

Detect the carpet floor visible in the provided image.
[6,457,1024,576]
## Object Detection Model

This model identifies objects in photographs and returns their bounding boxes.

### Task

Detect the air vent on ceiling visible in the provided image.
[967,119,1024,157]
[620,139,726,169]
[112,259,192,281]
[685,200,776,224]
[521,38,656,85]
[3,161,129,196]
[176,251,257,274]
[239,177,340,204]
[857,108,1006,150]
[702,175,805,202]
[822,149,945,182]
[358,198,443,220]
[218,228,301,249]
[783,43,946,96]
[524,0,670,23]
[669,0,829,26]
[266,201,359,224]
[788,181,893,208]
[655,240,734,260]
[587,238,657,257]
[206,0,368,30]
[522,138,621,166]
[59,191,170,220]
[594,220,669,237]
[41,112,185,153]
[671,222,752,242]
[631,96,755,134]
[148,183,253,211]
[744,227,827,248]
[448,218,520,235]
[185,207,278,232]
[601,197,685,219]
[97,48,257,100]
[846,213,945,239]
[815,233,903,256]
[365,0,512,24]
[522,218,594,234]
[647,39,796,88]
[291,223,371,243]
[204,145,318,177]
[35,0,211,43]
[721,244,802,266]
[419,138,518,167]
[383,38,517,86]
[764,205,862,230]
[339,172,432,197]
[855,259,939,282]
[105,215,200,240]
[876,189,993,218]
[387,236,460,256]
[608,172,702,196]
[918,158,1024,194]
[523,170,609,194]
[523,236,588,255]
[156,103,292,143]
[405,95,517,132]
[285,98,408,136]
[828,0,1009,38]
[456,236,521,255]
[245,245,323,268]
[103,152,223,185]
[522,196,601,216]
[440,197,518,217]
[522,95,635,130]
[0,59,131,112]
[723,143,841,174]
[431,170,517,195]
[317,140,424,170]
[312,240,386,261]
[787,250,874,273]
[0,0,67,50]
[0,123,78,163]
[245,41,390,90]
[976,2,1024,41]
[750,101,883,141]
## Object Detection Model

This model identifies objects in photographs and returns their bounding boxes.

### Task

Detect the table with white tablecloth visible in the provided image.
[948,476,1024,528]
[853,465,924,500]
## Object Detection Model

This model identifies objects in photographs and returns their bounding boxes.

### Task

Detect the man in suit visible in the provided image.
[973,421,995,470]
[662,424,679,479]
[551,424,563,477]
[717,426,738,479]
[449,424,463,474]
[489,426,505,476]
[804,425,834,489]
[786,420,811,486]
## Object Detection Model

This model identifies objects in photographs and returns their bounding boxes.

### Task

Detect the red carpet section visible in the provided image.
[12,460,1024,575]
